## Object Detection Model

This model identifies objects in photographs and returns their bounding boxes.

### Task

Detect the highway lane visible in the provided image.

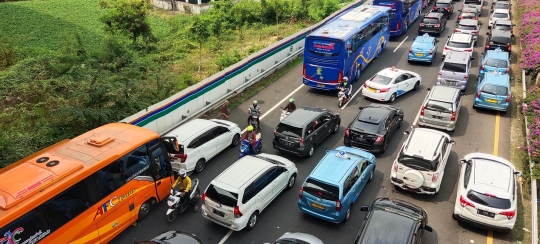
[111,1,514,243]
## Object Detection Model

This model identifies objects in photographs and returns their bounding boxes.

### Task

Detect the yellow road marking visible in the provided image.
[487,111,500,244]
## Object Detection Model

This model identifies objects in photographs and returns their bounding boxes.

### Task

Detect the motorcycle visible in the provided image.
[166,178,201,223]
[338,87,351,107]
[249,115,259,133]
[280,107,291,121]
[239,135,262,158]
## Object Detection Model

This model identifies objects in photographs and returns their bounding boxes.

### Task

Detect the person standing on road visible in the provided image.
[221,100,230,120]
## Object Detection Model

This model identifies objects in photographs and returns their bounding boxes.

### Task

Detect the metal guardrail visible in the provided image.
[522,70,539,243]
[160,48,304,136]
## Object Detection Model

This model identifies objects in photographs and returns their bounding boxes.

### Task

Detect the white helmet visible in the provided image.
[343,77,349,82]
[178,169,187,178]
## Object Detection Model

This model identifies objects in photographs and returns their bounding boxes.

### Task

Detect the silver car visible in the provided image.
[463,0,483,15]
[418,86,464,132]
[438,51,474,91]
[455,19,481,44]
[489,9,511,28]
[268,232,324,244]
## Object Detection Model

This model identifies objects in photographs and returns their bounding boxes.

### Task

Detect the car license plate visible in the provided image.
[438,9,444,12]
[317,84,325,88]
[369,88,376,93]
[490,70,496,73]
[311,202,325,210]
[432,116,443,119]
[280,139,292,146]
[487,98,498,103]
[477,209,495,218]
[213,209,225,217]
[416,53,424,57]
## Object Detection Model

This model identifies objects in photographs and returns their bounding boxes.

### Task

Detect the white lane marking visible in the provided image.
[341,86,364,110]
[393,36,409,52]
[412,92,431,126]
[218,230,233,244]
[242,84,305,133]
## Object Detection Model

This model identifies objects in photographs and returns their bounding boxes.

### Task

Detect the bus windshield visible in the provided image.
[307,39,341,57]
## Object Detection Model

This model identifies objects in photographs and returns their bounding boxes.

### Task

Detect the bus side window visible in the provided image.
[150,146,169,179]
[95,160,127,198]
[122,145,151,182]
[357,29,367,46]
[0,206,52,242]
[43,182,92,231]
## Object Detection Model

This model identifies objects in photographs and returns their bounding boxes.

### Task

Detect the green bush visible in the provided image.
[308,0,341,22]
[217,49,242,70]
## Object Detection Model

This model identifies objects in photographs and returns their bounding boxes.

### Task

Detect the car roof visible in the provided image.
[471,157,514,197]
[494,19,512,25]
[482,73,510,86]
[436,0,452,3]
[494,1,510,5]
[458,19,478,25]
[308,147,372,185]
[214,154,287,190]
[462,7,477,12]
[414,35,435,43]
[378,67,406,78]
[167,119,217,142]
[281,107,328,128]
[484,50,509,60]
[144,230,205,244]
[277,233,323,244]
[403,128,448,161]
[358,106,391,124]
[491,29,512,37]
[449,33,473,42]
[493,8,510,13]
[426,12,442,17]
[445,50,472,63]
[429,86,460,101]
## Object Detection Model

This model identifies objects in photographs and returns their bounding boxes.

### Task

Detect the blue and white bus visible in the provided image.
[302,5,391,91]
[373,0,423,36]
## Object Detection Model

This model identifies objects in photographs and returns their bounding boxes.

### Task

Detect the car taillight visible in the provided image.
[392,162,398,172]
[345,128,350,137]
[506,67,509,73]
[477,90,481,98]
[486,44,490,49]
[444,46,451,50]
[506,94,511,102]
[338,70,343,82]
[174,154,188,163]
[459,195,475,208]
[409,47,412,53]
[508,45,511,51]
[336,199,342,211]
[299,187,304,198]
[458,15,462,19]
[438,71,442,76]
[454,29,460,33]
[420,106,425,116]
[464,48,473,52]
[473,17,478,20]
[481,65,485,70]
[380,88,390,93]
[430,49,433,55]
[490,17,493,20]
[234,206,243,218]
[472,30,478,34]
[273,129,277,136]
[300,137,305,146]
[451,111,456,121]
[303,64,306,77]
[434,24,440,27]
[505,18,509,20]
[445,7,450,10]
[201,192,206,204]
[500,209,516,220]
[432,173,439,182]
[375,135,383,143]
[464,75,468,79]
[432,6,437,10]
[397,21,400,30]
[420,23,425,26]
[363,83,367,88]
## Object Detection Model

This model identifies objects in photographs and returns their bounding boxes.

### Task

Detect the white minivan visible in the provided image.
[201,154,298,231]
[166,119,241,174]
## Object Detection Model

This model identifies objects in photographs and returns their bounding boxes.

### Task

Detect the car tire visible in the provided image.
[413,81,420,91]
[380,137,389,153]
[343,208,351,222]
[332,122,340,134]
[231,133,240,147]
[306,145,315,158]
[501,110,508,114]
[194,159,206,174]
[389,93,397,103]
[246,211,259,230]
[368,169,374,182]
[398,119,402,128]
[138,200,152,221]
[472,103,478,109]
[286,174,296,190]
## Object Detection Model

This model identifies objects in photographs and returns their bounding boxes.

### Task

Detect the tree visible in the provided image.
[188,15,211,73]
[209,10,227,49]
[100,0,155,44]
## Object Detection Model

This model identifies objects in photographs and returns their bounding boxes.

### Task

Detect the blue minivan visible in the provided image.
[297,146,376,223]
[473,73,511,113]
[479,49,510,75]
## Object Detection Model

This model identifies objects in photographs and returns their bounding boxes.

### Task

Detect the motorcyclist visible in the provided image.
[242,125,258,154]
[282,98,296,113]
[172,169,198,212]
[247,100,262,130]
[338,77,352,99]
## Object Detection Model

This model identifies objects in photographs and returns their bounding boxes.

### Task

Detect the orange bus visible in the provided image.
[0,123,183,243]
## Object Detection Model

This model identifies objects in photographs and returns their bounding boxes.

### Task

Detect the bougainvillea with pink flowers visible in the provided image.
[519,0,540,78]
[522,86,540,163]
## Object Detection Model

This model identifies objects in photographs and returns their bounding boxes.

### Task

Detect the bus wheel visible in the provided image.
[138,200,152,220]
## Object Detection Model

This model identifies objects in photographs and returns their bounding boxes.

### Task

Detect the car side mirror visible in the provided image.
[426,87,431,91]
[282,168,289,172]
[436,40,440,43]
[360,206,369,211]
[460,92,466,96]
[487,32,491,35]
[458,9,462,11]
[490,10,494,13]
[359,106,365,110]
[481,52,484,55]
[513,24,516,26]
[514,171,523,177]
[404,131,410,135]
[471,57,475,61]
[424,225,434,232]
[459,159,468,164]
[449,140,456,145]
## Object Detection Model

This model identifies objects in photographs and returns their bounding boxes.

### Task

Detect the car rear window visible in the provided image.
[303,178,340,201]
[442,62,467,73]
[447,41,471,48]
[422,18,440,24]
[369,74,393,85]
[466,190,511,209]
[457,24,477,30]
[494,3,510,8]
[485,58,508,68]
[206,184,239,207]
[462,13,476,18]
[435,3,450,7]
[464,0,481,4]
[490,36,511,45]
[276,123,303,138]
[494,24,511,31]
[481,84,508,96]
[399,156,437,171]
[493,13,509,18]
[426,100,453,113]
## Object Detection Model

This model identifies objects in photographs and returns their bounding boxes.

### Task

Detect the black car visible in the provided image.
[353,198,434,244]
[458,8,479,20]
[418,12,447,36]
[343,104,403,153]
[135,230,205,244]
[432,0,453,18]
[273,107,341,158]
[485,29,512,53]
[492,1,511,10]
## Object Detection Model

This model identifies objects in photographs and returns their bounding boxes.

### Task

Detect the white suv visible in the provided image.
[201,154,298,231]
[390,128,455,194]
[489,9,511,28]
[166,119,241,174]
[442,33,475,61]
[453,153,521,232]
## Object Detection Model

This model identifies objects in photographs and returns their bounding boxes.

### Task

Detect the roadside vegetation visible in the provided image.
[0,0,353,167]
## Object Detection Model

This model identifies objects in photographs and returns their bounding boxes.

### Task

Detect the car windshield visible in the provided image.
[447,41,471,48]
[494,24,511,31]
[442,62,467,73]
[423,18,440,24]
[481,84,508,95]
[466,190,511,209]
[205,184,239,208]
[369,74,393,85]
[436,3,450,7]
[485,58,508,68]
[493,13,509,18]
[399,156,436,171]
[276,123,303,138]
[426,100,453,113]
[303,178,339,201]
[457,24,477,30]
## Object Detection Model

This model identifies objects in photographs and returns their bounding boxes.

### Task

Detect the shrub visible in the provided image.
[216,49,242,70]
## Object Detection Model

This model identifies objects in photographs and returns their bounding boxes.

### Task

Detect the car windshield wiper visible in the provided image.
[481,90,496,95]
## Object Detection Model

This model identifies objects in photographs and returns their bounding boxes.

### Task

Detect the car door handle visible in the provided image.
[157,181,161,186]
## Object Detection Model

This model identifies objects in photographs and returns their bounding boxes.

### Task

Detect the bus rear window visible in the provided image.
[307,39,341,57]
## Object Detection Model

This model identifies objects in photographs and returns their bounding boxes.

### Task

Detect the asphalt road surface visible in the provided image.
[111,1,514,243]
